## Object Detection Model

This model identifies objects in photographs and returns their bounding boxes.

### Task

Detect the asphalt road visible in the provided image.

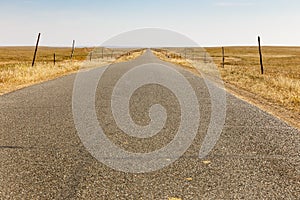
[0,50,299,199]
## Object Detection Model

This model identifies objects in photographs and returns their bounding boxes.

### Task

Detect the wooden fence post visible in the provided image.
[102,48,104,59]
[90,52,93,61]
[70,40,75,60]
[54,53,56,65]
[258,36,264,74]
[222,47,225,68]
[32,33,41,67]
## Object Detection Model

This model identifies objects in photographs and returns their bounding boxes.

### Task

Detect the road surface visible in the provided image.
[0,50,299,199]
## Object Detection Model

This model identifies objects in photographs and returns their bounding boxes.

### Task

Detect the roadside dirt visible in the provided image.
[224,82,300,130]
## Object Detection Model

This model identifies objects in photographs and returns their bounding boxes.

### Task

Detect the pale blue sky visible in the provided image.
[0,0,299,46]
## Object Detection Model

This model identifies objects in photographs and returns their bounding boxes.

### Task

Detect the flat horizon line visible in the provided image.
[1,45,300,48]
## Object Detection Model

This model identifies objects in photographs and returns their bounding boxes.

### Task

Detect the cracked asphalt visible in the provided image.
[0,50,299,199]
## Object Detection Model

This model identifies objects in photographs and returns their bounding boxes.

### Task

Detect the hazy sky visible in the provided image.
[0,0,299,47]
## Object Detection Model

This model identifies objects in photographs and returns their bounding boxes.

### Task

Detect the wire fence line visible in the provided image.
[0,47,137,66]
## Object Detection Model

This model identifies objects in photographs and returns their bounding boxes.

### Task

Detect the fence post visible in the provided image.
[258,36,264,74]
[54,53,56,65]
[102,48,104,59]
[70,40,75,60]
[222,47,225,68]
[111,50,114,58]
[32,33,41,67]
[90,52,93,61]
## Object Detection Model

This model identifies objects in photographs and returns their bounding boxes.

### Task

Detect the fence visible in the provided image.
[155,37,265,74]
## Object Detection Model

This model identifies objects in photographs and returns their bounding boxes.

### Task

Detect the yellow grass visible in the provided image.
[0,61,80,94]
[0,47,144,95]
[152,47,300,129]
[207,47,300,115]
[0,46,93,64]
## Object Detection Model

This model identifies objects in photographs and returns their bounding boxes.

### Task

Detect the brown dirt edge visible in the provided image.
[223,82,300,131]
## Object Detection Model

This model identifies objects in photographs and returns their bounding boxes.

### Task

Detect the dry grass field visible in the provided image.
[152,47,300,129]
[1,46,299,128]
[0,47,143,95]
[209,47,300,129]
